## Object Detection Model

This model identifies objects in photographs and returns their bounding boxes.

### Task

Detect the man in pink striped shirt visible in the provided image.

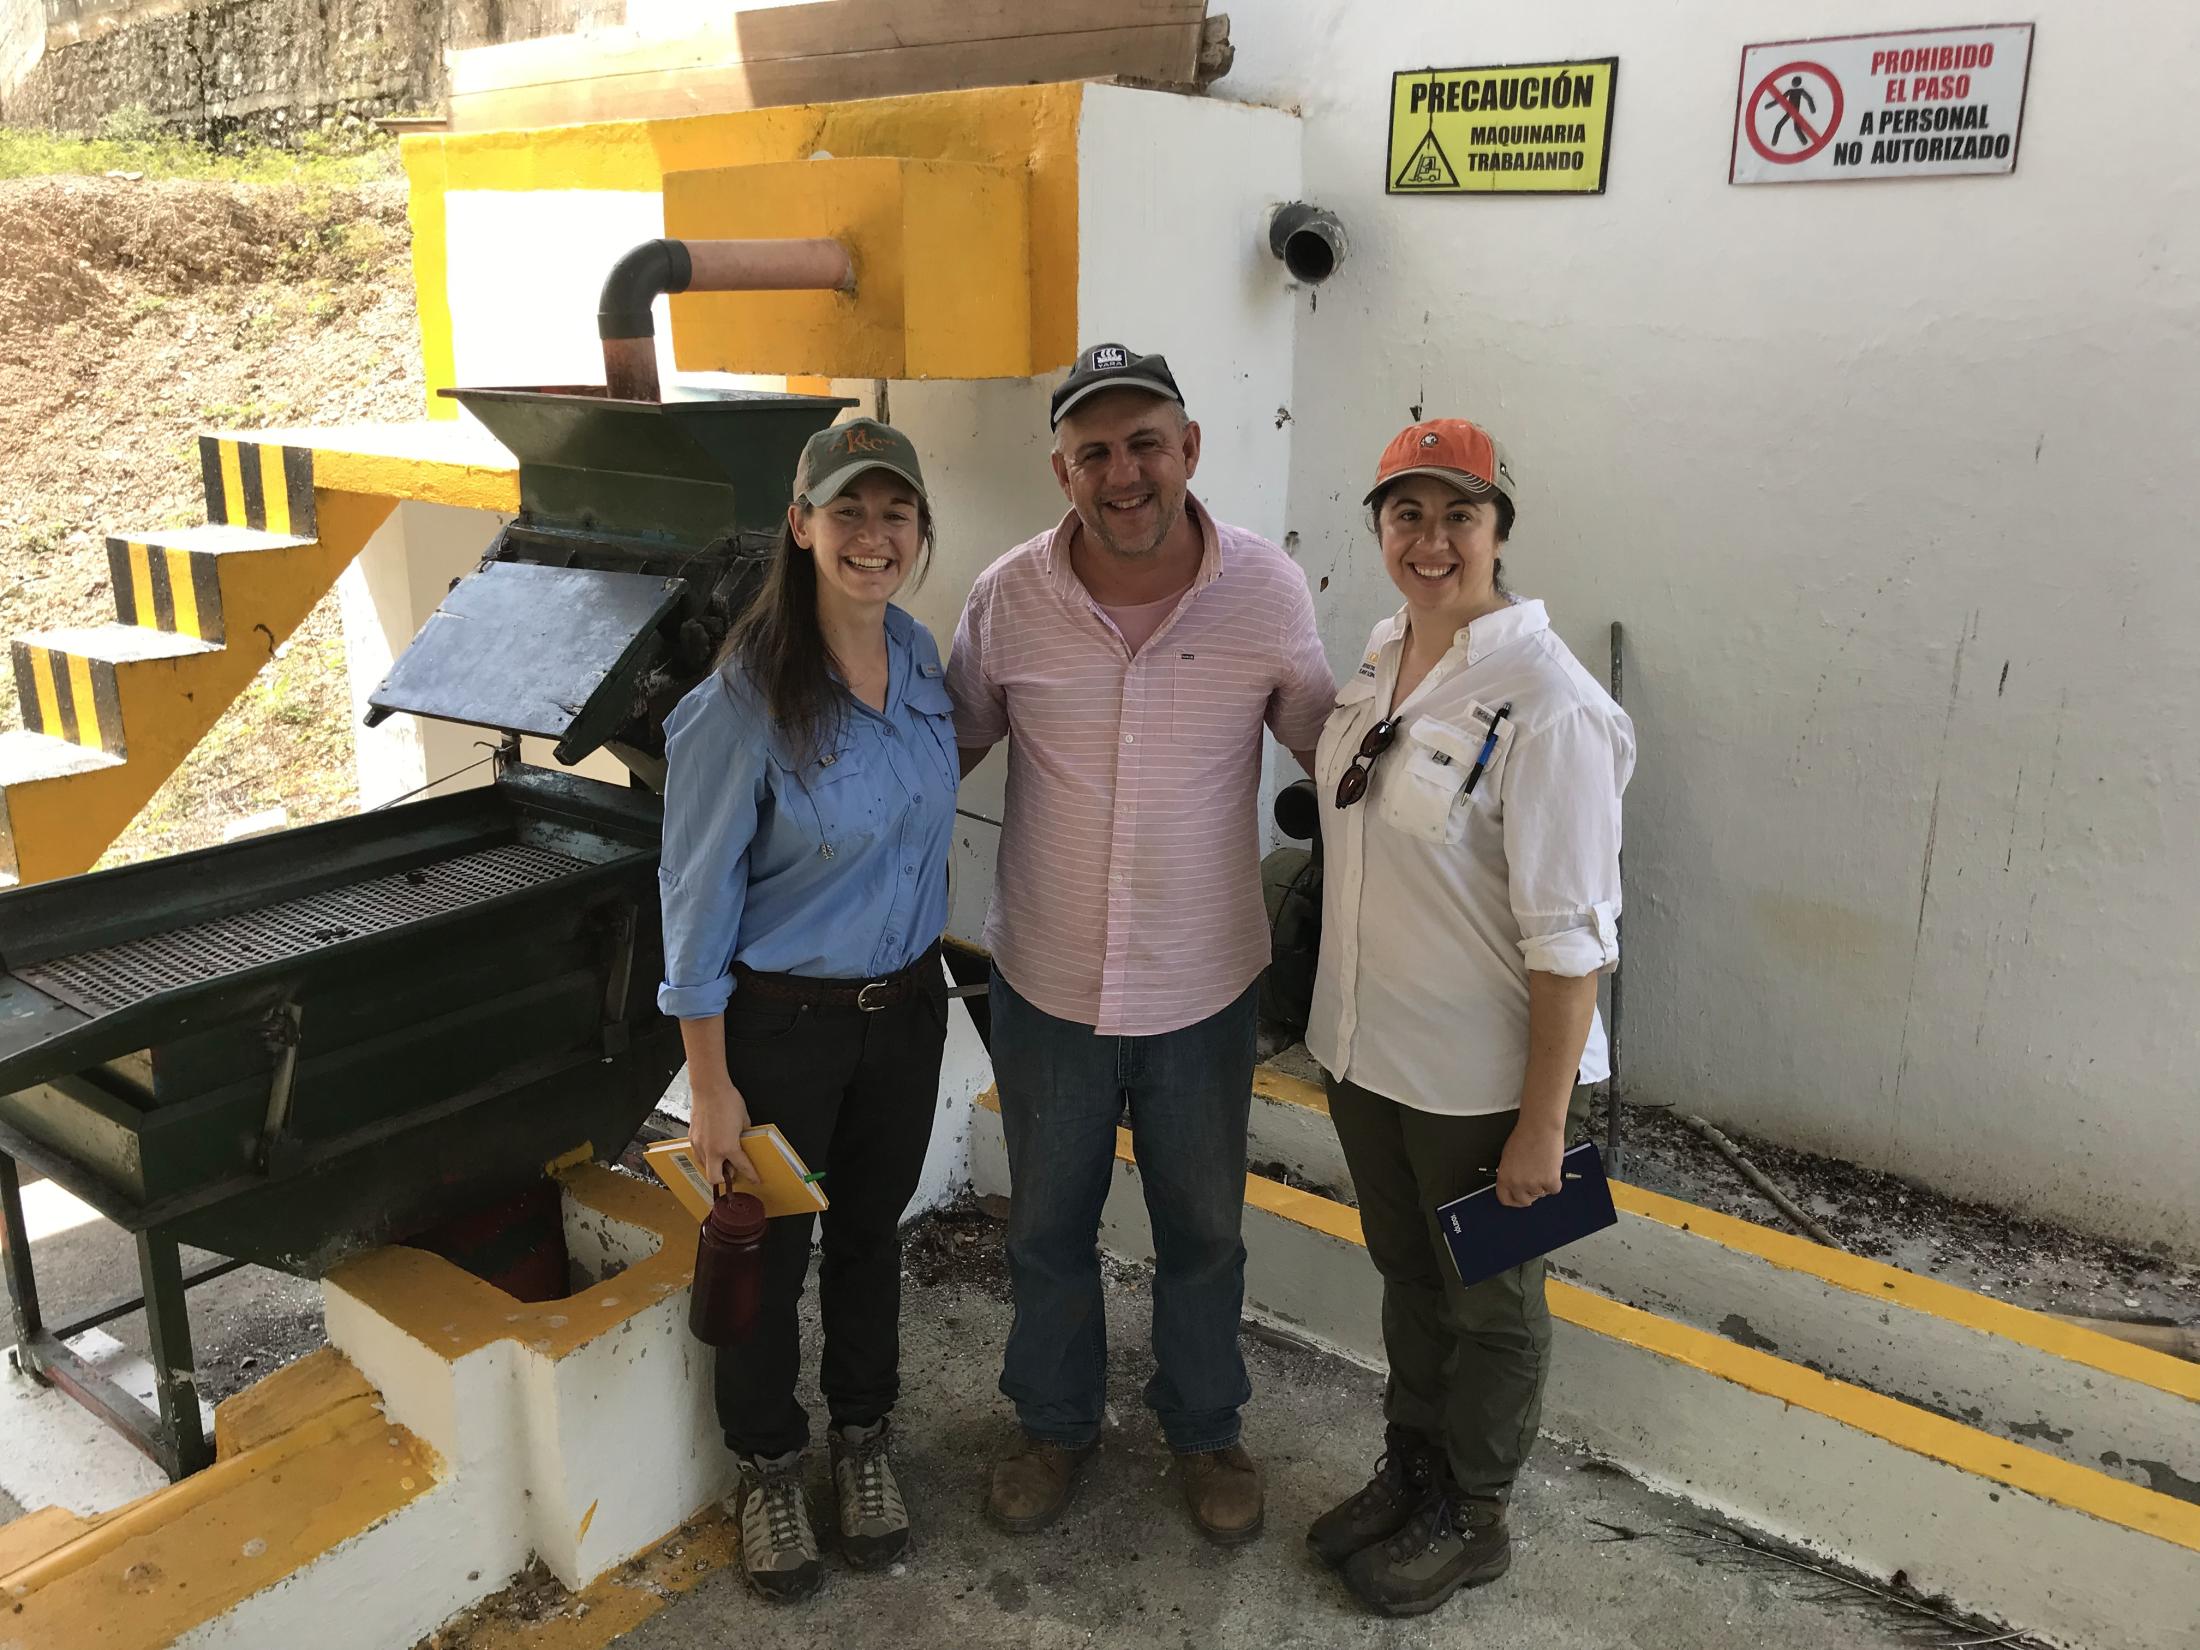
[947,343,1335,1546]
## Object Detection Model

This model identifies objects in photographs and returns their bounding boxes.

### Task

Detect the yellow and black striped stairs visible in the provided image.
[0,436,374,887]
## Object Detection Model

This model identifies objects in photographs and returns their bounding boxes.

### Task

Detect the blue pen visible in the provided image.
[1459,702,1513,798]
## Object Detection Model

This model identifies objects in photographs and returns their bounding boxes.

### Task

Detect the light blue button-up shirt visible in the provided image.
[656,605,957,1019]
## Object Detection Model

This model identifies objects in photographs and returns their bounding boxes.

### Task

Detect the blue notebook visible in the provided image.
[1435,1139,1619,1289]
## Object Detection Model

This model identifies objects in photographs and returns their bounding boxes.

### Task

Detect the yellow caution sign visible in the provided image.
[1388,58,1619,196]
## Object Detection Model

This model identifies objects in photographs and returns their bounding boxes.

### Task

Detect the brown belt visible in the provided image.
[732,944,940,1012]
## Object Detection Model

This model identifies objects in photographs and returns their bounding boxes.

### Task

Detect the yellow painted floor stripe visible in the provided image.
[1245,1065,2200,1402]
[166,546,201,638]
[65,653,101,750]
[1610,1179,2200,1402]
[973,1083,2200,1555]
[218,439,247,525]
[430,1514,737,1650]
[1551,1280,2200,1553]
[127,540,156,627]
[260,445,293,535]
[27,647,61,738]
[1252,1065,1330,1114]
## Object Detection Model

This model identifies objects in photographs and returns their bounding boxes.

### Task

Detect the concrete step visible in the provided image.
[197,434,318,538]
[1242,1062,2200,1504]
[9,629,214,760]
[969,1089,2200,1649]
[104,525,313,646]
[0,490,391,885]
[0,729,125,787]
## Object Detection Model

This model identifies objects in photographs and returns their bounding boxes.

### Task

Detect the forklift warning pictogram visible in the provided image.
[1744,60,1843,164]
[1393,126,1460,190]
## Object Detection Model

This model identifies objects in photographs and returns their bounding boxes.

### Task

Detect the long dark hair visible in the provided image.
[717,499,936,766]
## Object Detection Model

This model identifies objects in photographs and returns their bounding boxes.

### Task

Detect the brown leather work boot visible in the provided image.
[1306,1425,1441,1567]
[1178,1443,1265,1545]
[986,1434,1095,1533]
[1341,1487,1510,1616]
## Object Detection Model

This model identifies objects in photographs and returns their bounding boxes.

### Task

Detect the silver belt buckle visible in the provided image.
[856,979,891,1012]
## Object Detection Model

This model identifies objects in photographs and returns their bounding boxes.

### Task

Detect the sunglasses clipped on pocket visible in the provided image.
[1333,717,1400,810]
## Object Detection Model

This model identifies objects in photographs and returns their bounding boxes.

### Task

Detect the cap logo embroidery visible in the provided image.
[1091,346,1128,369]
[844,425,893,453]
[1420,432,1441,447]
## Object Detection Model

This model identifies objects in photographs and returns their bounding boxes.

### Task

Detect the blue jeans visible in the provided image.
[991,967,1258,1454]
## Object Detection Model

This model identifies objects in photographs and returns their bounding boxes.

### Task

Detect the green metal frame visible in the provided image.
[0,1152,236,1477]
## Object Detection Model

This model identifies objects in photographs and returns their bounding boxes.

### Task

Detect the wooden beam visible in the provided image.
[445,0,1212,133]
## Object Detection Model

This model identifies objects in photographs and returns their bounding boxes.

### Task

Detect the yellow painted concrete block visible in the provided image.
[214,1347,375,1462]
[0,1391,440,1649]
[0,1506,102,1575]
[328,1161,692,1364]
[405,82,1083,414]
[664,156,1032,381]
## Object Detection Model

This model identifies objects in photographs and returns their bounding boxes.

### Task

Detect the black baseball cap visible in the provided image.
[1048,342,1186,429]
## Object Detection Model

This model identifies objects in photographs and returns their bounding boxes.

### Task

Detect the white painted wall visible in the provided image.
[1208,0,2200,1253]
[444,191,673,394]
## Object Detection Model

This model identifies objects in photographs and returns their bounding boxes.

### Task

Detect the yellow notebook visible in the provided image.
[645,1127,829,1221]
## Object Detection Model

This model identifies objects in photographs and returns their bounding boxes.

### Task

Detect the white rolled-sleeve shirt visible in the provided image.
[1306,599,1634,1115]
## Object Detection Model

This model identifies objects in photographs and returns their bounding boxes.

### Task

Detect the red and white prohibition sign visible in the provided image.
[1744,60,1843,164]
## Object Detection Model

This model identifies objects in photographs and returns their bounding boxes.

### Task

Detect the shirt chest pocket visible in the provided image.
[768,742,875,860]
[1376,708,1515,846]
[1315,674,1382,794]
[907,672,960,788]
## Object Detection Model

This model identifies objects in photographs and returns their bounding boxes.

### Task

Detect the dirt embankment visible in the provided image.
[0,167,425,862]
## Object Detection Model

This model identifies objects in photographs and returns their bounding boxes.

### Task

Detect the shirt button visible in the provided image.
[1122,733,1135,745]
[1110,873,1123,887]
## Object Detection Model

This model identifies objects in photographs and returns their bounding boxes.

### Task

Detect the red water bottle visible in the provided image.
[689,1191,767,1345]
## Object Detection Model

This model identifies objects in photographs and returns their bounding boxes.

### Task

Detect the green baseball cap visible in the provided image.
[793,417,929,508]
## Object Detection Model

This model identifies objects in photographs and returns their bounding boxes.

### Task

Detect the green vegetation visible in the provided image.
[10,521,80,559]
[0,108,401,187]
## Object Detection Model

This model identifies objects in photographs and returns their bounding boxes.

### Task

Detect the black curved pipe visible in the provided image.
[599,238,695,342]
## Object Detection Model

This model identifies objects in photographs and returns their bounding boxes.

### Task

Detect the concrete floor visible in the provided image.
[2,1179,1975,1649]
[580,1216,1927,1650]
[0,1165,324,1520]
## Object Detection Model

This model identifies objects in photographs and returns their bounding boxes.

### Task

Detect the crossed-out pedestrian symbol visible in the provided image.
[1745,60,1843,164]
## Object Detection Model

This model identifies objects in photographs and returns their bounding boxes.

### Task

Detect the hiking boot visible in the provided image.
[1306,1426,1441,1567]
[829,1418,911,1569]
[1340,1488,1509,1617]
[986,1434,1094,1533]
[1178,1443,1265,1545]
[729,1449,822,1602]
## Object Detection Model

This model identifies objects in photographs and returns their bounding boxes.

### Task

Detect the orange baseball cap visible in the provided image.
[1364,418,1517,508]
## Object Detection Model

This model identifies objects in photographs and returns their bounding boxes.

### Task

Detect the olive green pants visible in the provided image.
[1324,1076,1593,1501]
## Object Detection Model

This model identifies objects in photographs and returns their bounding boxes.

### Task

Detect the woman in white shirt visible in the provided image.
[1301,419,1634,1618]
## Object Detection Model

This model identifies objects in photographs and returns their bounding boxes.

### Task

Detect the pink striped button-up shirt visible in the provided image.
[947,499,1336,1035]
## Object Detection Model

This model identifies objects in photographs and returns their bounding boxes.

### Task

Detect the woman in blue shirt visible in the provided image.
[657,417,958,1602]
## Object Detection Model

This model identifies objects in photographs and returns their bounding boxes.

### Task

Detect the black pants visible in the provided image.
[711,970,948,1458]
